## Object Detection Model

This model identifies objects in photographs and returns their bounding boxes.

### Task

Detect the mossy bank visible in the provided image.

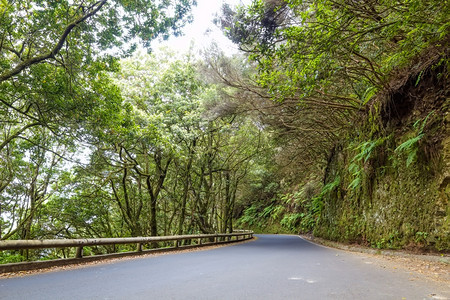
[314,48,449,252]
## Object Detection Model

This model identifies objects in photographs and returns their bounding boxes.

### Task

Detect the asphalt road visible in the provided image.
[0,234,448,300]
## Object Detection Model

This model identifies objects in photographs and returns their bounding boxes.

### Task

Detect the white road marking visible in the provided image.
[288,277,303,280]
[288,277,317,283]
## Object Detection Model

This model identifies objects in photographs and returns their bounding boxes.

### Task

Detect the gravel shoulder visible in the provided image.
[301,234,450,286]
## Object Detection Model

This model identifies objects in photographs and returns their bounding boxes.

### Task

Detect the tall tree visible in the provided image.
[106,50,207,236]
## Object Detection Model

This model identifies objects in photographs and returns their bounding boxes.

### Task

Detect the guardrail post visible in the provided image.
[76,246,83,258]
[198,238,202,245]
[137,243,143,252]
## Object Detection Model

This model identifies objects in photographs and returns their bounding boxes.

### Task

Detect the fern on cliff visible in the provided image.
[395,112,433,167]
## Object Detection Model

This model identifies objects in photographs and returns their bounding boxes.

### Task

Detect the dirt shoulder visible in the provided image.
[301,234,450,286]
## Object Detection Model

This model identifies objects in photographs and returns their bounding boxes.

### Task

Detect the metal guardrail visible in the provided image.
[0,231,254,273]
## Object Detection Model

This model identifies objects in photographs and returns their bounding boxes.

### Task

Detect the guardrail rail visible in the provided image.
[0,231,254,273]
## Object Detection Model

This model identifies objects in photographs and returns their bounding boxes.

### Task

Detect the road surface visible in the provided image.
[0,234,448,299]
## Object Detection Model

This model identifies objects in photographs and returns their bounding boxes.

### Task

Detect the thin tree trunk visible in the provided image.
[177,145,194,235]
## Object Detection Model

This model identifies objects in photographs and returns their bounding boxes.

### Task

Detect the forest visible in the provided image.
[0,0,449,263]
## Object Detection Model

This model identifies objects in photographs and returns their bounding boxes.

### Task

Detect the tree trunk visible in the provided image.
[177,145,194,235]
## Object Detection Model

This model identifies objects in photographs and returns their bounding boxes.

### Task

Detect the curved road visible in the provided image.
[0,235,448,299]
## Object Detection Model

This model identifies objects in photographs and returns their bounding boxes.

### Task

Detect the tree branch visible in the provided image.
[0,0,107,83]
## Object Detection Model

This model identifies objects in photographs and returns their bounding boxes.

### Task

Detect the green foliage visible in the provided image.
[271,177,340,234]
[224,0,448,103]
[394,112,433,167]
[414,231,429,244]
[362,87,378,106]
[322,176,341,195]
[298,196,321,232]
[236,179,298,234]
[218,0,449,186]
[372,231,402,250]
[0,252,25,264]
[348,137,387,190]
[237,201,288,233]
[280,213,303,231]
[303,177,340,231]
[395,135,423,167]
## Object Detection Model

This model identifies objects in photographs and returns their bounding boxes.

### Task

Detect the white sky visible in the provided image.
[153,0,252,54]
